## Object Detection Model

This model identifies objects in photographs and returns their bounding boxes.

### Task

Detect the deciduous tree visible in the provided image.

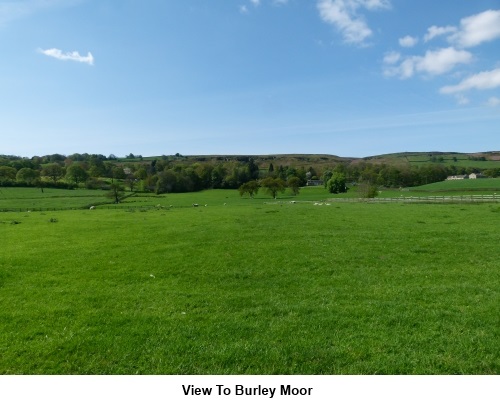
[42,163,64,183]
[16,168,40,185]
[261,177,286,199]
[327,173,347,194]
[239,180,260,198]
[66,164,89,185]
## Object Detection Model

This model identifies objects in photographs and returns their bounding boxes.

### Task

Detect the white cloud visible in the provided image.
[39,48,94,65]
[383,51,400,64]
[239,5,249,14]
[399,35,418,48]
[449,9,500,48]
[250,0,261,6]
[317,0,391,45]
[415,47,472,76]
[384,47,473,79]
[440,68,500,94]
[273,0,289,5]
[424,25,457,42]
[486,96,500,107]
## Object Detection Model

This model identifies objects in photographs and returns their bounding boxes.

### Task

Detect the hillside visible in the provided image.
[118,151,500,171]
[360,151,500,169]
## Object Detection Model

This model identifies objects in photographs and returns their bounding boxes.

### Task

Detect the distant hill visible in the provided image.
[122,151,500,171]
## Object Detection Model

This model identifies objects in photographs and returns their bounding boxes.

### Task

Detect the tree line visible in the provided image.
[0,153,498,196]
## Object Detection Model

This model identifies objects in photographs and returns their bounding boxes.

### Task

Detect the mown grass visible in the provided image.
[1,200,498,374]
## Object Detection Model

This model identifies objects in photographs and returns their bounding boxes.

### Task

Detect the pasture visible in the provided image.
[0,187,498,374]
[409,178,500,192]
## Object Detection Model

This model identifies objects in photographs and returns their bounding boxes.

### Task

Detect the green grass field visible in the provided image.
[1,187,499,374]
[410,178,500,192]
[0,188,110,210]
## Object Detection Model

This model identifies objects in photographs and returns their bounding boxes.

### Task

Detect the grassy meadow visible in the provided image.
[409,178,500,192]
[0,187,499,374]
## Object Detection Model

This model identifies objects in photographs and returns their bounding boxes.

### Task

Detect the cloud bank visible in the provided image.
[39,48,94,65]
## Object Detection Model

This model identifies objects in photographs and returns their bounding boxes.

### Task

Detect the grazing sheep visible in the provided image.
[89,206,95,210]
[192,203,199,207]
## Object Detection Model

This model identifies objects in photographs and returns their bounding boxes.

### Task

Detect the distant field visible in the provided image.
[410,178,500,192]
[364,152,500,169]
[0,190,499,374]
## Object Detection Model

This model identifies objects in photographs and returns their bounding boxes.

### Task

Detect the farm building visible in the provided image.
[468,173,485,179]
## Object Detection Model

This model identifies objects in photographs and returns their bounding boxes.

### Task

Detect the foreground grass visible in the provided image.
[1,202,499,374]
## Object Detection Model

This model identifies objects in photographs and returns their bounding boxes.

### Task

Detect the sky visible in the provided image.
[1,0,500,158]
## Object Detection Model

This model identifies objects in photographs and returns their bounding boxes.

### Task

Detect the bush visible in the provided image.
[358,183,378,198]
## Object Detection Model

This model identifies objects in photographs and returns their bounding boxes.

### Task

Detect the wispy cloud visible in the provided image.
[486,96,500,107]
[440,68,500,94]
[383,51,400,65]
[39,48,94,65]
[317,0,391,45]
[384,47,473,79]
[424,25,457,42]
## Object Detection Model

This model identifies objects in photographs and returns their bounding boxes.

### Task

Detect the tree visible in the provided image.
[125,174,137,192]
[112,166,126,181]
[239,180,260,198]
[247,158,260,180]
[287,176,301,195]
[66,164,89,185]
[16,168,40,185]
[106,183,124,203]
[134,167,148,180]
[261,177,286,199]
[327,173,347,194]
[0,166,17,181]
[41,163,64,183]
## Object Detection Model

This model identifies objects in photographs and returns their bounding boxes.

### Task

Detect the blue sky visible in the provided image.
[1,0,499,158]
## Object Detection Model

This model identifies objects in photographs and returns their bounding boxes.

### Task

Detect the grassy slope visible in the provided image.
[360,152,500,169]
[1,201,499,374]
[409,178,500,192]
